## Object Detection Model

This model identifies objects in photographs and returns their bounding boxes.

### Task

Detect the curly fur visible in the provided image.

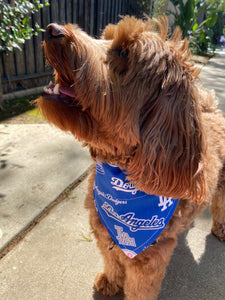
[37,16,225,300]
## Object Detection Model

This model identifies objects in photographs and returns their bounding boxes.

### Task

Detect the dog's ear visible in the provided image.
[126,73,207,204]
[102,24,117,40]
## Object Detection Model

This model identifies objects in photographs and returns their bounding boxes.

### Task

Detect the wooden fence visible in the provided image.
[1,0,146,96]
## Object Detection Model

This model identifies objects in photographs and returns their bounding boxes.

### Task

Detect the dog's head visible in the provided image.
[37,16,206,203]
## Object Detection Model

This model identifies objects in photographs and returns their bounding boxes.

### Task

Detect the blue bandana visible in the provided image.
[93,160,178,259]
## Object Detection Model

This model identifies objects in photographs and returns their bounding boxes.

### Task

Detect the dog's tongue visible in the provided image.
[59,86,76,98]
[44,82,77,99]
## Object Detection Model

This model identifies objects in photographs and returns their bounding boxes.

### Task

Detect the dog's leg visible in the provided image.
[85,167,125,296]
[94,247,125,296]
[123,238,177,300]
[211,164,225,241]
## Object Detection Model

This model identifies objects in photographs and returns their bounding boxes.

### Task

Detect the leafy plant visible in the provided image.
[0,0,50,53]
[0,0,49,105]
[153,0,169,17]
[169,0,225,54]
[189,1,224,54]
[170,0,195,37]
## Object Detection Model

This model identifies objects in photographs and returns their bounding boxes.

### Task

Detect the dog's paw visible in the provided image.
[212,221,225,241]
[94,272,121,296]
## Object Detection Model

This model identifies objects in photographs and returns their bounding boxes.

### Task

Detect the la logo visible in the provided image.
[158,196,174,212]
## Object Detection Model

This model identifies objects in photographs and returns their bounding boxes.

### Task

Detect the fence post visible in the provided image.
[0,77,3,109]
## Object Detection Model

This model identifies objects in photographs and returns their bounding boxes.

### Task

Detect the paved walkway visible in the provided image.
[0,52,225,300]
[198,50,225,114]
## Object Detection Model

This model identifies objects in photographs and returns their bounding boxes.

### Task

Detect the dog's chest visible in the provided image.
[93,160,178,259]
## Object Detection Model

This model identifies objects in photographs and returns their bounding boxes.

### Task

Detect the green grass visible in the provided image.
[25,107,44,119]
[0,94,40,122]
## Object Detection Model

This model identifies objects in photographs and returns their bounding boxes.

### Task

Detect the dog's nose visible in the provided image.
[45,23,65,40]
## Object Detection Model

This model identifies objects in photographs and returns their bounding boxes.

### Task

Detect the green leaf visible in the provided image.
[16,38,25,43]
[199,19,208,28]
[6,46,13,51]
[193,23,198,32]
[206,12,218,28]
[11,42,21,49]
[22,17,29,25]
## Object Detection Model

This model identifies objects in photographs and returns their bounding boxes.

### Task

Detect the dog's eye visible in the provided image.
[113,47,129,59]
[120,50,129,58]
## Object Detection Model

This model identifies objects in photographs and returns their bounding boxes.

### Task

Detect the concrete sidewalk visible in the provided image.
[0,52,225,300]
[198,50,225,114]
[0,125,92,254]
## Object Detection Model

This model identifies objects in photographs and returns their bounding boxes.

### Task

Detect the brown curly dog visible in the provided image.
[37,16,225,300]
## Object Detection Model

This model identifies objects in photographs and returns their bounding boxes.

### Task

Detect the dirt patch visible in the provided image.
[0,94,46,124]
[0,108,46,124]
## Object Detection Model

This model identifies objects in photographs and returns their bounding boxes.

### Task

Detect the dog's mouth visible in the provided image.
[42,81,77,105]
